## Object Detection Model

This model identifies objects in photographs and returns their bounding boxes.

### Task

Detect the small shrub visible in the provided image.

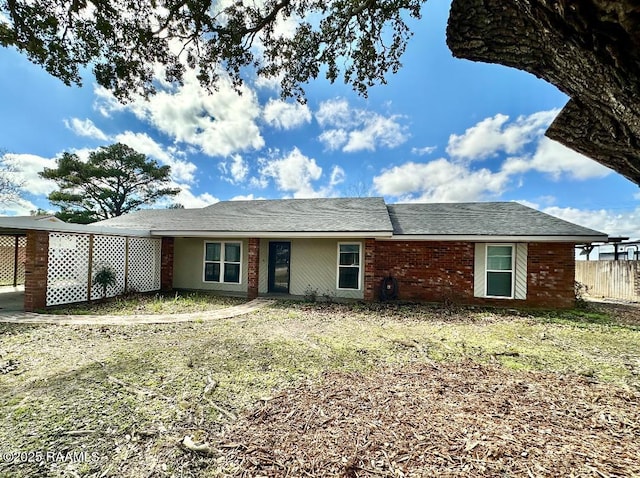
[574,281,589,309]
[93,265,117,300]
[303,285,318,302]
[321,289,336,303]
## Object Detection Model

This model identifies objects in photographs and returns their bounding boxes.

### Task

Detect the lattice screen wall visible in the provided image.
[0,235,26,286]
[47,233,91,306]
[90,235,127,300]
[128,237,161,292]
[46,233,162,306]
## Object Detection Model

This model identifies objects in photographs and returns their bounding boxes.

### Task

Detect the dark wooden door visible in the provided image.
[268,241,290,293]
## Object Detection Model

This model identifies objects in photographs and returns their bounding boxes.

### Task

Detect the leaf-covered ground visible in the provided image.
[0,300,638,477]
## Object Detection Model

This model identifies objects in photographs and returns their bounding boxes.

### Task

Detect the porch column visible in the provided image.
[363,238,376,301]
[160,237,174,292]
[247,238,260,299]
[24,230,48,312]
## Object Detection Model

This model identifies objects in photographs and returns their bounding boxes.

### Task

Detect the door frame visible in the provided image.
[268,241,291,293]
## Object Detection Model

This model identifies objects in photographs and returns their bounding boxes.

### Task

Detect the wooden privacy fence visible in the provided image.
[575,261,640,302]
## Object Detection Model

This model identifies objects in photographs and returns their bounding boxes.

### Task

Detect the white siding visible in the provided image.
[173,238,248,294]
[514,243,528,300]
[259,238,364,299]
[474,243,486,297]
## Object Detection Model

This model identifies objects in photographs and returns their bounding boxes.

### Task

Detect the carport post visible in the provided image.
[13,235,19,287]
[24,230,49,312]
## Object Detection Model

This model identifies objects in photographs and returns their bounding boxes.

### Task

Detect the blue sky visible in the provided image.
[1,0,639,240]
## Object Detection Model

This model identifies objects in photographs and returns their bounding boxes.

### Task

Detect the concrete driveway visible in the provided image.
[0,286,24,312]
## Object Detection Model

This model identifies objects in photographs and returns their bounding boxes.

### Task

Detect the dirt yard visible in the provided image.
[0,300,638,477]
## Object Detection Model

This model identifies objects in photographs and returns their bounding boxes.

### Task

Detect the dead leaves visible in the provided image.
[216,361,640,477]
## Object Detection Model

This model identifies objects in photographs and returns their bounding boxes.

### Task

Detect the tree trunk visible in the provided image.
[446,0,640,185]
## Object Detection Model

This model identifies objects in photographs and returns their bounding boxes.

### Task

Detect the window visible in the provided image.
[338,243,361,289]
[486,245,513,298]
[204,242,241,283]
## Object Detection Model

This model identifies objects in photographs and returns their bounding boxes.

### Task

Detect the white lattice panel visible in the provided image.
[127,237,161,292]
[91,235,127,300]
[0,236,26,286]
[47,233,90,306]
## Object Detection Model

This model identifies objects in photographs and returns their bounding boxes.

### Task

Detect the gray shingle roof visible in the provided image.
[94,197,394,234]
[387,202,607,238]
[92,199,607,240]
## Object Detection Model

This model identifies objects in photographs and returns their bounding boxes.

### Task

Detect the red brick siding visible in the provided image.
[373,240,576,308]
[247,238,260,299]
[24,230,48,311]
[161,237,174,291]
[526,242,575,308]
[363,239,376,300]
[374,241,475,302]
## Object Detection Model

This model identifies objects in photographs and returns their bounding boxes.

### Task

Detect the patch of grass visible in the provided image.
[0,301,638,476]
[43,291,246,315]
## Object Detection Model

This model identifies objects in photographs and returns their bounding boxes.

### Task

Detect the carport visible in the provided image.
[0,215,166,313]
[0,216,50,312]
[0,286,24,312]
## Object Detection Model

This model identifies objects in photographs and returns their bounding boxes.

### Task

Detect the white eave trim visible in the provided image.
[0,219,151,237]
[150,230,394,239]
[383,234,608,243]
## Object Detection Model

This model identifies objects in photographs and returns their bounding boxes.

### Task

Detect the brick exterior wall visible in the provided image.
[247,238,260,299]
[160,237,174,292]
[374,241,475,303]
[24,230,49,312]
[363,238,376,300]
[526,242,576,308]
[373,240,576,308]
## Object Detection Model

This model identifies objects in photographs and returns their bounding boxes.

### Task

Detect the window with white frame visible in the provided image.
[486,244,513,298]
[337,243,361,290]
[204,242,242,283]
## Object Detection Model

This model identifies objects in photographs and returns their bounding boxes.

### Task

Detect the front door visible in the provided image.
[268,241,291,293]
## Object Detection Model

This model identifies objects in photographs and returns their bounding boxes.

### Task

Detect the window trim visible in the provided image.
[203,241,243,284]
[336,242,362,291]
[484,243,514,299]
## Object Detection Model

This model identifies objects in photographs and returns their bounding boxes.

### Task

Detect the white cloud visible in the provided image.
[95,69,264,157]
[542,206,640,240]
[94,86,124,117]
[316,98,354,128]
[174,186,219,209]
[263,99,312,130]
[411,146,437,156]
[503,137,611,180]
[373,158,510,202]
[1,153,58,196]
[257,148,344,198]
[316,98,408,152]
[114,131,197,183]
[64,118,109,140]
[230,194,264,201]
[259,148,323,197]
[446,109,559,160]
[219,154,249,184]
[329,166,345,187]
[343,115,408,152]
[0,197,41,216]
[254,74,282,92]
[318,129,348,151]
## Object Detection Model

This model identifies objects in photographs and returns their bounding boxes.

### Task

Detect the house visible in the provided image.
[88,198,607,309]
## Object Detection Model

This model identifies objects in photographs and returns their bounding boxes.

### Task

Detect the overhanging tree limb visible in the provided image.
[446,0,640,185]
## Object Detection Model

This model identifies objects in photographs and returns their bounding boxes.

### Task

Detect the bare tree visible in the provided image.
[0,154,24,206]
